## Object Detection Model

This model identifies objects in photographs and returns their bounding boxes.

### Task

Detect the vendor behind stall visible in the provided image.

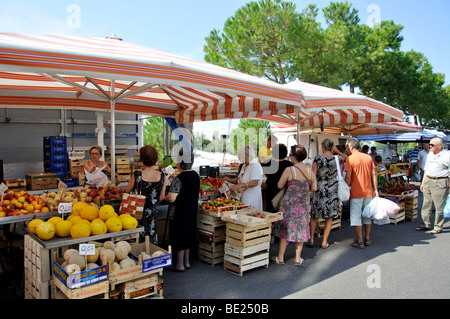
[84,145,111,186]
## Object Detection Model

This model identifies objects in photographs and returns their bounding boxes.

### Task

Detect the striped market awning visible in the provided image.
[0,33,304,123]
[270,79,405,128]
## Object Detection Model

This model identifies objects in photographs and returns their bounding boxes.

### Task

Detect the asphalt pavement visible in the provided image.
[163,185,450,300]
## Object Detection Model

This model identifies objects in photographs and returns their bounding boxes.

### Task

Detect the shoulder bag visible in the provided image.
[119,170,146,220]
[335,155,350,202]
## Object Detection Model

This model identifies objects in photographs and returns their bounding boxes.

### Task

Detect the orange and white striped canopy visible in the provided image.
[260,79,404,127]
[0,33,303,123]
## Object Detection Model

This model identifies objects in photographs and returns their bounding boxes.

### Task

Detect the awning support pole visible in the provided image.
[110,80,116,185]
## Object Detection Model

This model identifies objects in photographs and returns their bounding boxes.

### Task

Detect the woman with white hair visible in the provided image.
[223,145,263,210]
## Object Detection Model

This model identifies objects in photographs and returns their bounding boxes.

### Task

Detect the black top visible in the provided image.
[262,159,293,213]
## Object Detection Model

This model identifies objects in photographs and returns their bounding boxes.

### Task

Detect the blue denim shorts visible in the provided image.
[350,197,373,226]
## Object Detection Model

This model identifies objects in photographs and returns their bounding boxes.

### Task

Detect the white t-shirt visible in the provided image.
[424,150,450,178]
[417,150,429,170]
[238,159,263,210]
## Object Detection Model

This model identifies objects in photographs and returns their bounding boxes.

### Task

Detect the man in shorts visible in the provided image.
[345,139,379,249]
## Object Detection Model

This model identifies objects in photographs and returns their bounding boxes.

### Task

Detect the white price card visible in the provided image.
[79,244,96,256]
[163,165,175,175]
[58,180,67,193]
[0,183,8,194]
[58,202,73,215]
[219,184,229,194]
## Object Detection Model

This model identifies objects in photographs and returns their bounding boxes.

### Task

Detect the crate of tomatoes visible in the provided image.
[199,197,248,217]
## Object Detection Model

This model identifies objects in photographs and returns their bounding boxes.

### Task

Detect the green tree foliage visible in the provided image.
[143,117,164,161]
[204,0,450,130]
[229,119,271,155]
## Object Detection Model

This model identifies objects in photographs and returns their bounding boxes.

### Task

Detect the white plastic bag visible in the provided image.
[362,197,401,220]
[444,194,450,219]
[335,156,350,202]
[84,166,110,186]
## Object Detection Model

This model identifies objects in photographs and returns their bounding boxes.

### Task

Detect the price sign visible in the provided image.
[79,244,96,256]
[219,184,229,194]
[58,202,73,215]
[0,182,8,195]
[58,180,67,193]
[163,165,175,175]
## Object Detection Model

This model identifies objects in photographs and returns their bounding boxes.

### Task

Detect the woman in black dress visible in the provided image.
[164,148,200,272]
[124,145,166,244]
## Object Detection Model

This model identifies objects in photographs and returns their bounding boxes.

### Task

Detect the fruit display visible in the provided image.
[199,197,246,213]
[380,178,414,195]
[29,203,138,241]
[0,185,123,217]
[1,190,50,217]
[200,177,224,191]
[60,240,135,275]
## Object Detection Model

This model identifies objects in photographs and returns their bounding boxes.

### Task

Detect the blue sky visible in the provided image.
[1,0,449,132]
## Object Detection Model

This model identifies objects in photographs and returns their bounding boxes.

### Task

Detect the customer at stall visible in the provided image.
[344,138,379,249]
[416,138,450,234]
[417,143,430,182]
[124,145,166,244]
[84,145,111,186]
[164,148,200,272]
[271,145,317,266]
[262,143,293,213]
[223,145,263,210]
[375,155,388,178]
[309,139,346,249]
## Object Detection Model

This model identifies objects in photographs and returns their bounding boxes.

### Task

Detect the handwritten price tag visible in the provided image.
[58,202,73,215]
[0,183,8,195]
[79,244,96,256]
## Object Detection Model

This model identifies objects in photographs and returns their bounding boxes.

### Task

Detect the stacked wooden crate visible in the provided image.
[222,209,282,276]
[105,145,132,183]
[405,190,419,221]
[197,210,226,267]
[24,234,51,299]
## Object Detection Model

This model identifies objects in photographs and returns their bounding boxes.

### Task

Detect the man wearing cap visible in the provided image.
[416,138,450,234]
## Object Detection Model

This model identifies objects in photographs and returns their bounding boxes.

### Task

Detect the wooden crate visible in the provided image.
[223,242,269,277]
[314,217,341,238]
[53,275,109,299]
[405,208,418,221]
[198,241,224,267]
[25,173,57,190]
[24,234,51,299]
[119,273,159,299]
[69,160,85,174]
[389,209,405,225]
[225,222,271,248]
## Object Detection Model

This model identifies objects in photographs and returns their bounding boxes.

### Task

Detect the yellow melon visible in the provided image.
[99,205,117,221]
[55,220,73,237]
[80,205,99,221]
[72,201,88,216]
[36,222,56,240]
[70,222,91,239]
[90,218,107,236]
[28,219,44,235]
[105,216,122,233]
[121,215,138,230]
[47,216,64,226]
[119,213,132,221]
[67,215,82,224]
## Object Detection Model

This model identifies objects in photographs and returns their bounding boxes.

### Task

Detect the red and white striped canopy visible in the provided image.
[0,33,303,123]
[260,79,404,127]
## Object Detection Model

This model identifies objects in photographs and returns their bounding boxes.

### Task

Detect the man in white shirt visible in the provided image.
[416,138,450,234]
[417,143,430,182]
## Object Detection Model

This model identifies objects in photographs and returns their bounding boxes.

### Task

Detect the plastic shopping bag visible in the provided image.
[444,194,450,219]
[362,197,401,220]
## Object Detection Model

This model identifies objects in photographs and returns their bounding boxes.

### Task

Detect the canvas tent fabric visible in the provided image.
[0,33,304,124]
[271,79,405,128]
[356,129,446,143]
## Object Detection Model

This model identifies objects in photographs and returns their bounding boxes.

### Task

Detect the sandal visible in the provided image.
[431,229,441,234]
[351,241,364,249]
[364,239,373,246]
[270,256,284,264]
[294,258,304,266]
[306,240,314,248]
[416,226,431,231]
[321,243,329,249]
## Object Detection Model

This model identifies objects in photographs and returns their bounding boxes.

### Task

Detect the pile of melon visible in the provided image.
[28,202,138,241]
[61,240,136,274]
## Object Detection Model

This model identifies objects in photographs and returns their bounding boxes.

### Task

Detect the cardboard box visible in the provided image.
[26,173,57,190]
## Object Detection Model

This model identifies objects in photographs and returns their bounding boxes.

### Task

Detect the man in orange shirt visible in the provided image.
[345,138,379,249]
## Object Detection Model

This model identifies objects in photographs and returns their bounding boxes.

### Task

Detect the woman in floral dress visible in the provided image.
[271,145,317,266]
[309,139,347,249]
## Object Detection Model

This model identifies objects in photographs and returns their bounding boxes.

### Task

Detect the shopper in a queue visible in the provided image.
[271,145,317,266]
[124,145,166,244]
[309,139,347,249]
[164,147,200,272]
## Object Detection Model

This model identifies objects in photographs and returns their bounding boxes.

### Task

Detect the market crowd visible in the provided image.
[124,136,449,271]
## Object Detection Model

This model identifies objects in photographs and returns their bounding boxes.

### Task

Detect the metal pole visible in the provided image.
[110,80,116,185]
